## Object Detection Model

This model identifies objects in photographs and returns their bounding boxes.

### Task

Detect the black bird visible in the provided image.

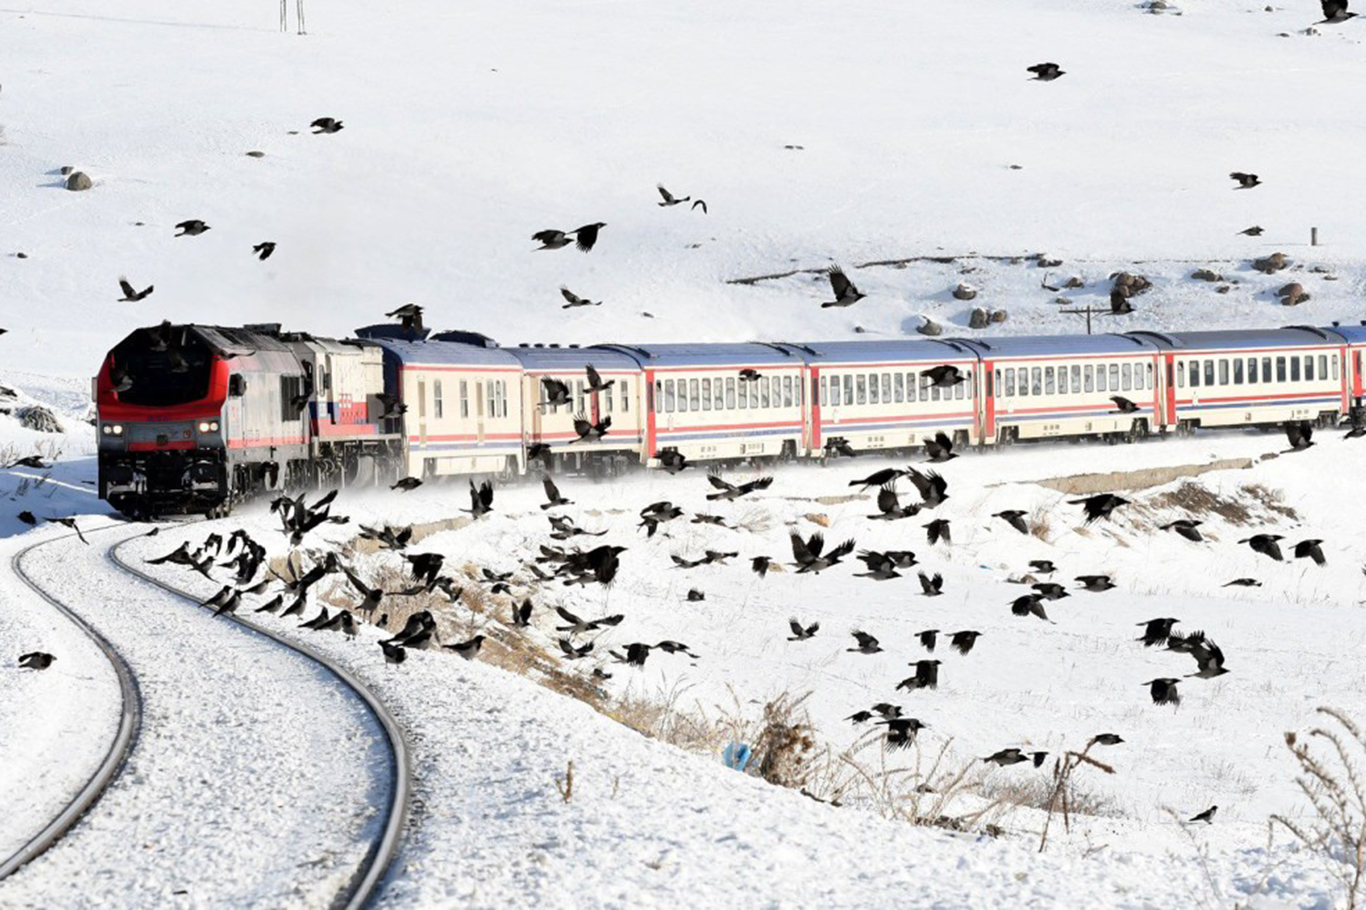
[706,472,772,501]
[554,606,624,634]
[1229,172,1260,189]
[310,117,343,133]
[1189,805,1218,824]
[1076,575,1116,593]
[656,184,690,206]
[1137,617,1180,647]
[791,532,856,574]
[690,513,728,527]
[466,479,495,518]
[1223,577,1262,588]
[1110,396,1139,414]
[869,483,919,520]
[1342,413,1366,439]
[1285,422,1314,451]
[572,223,606,252]
[254,595,284,614]
[1070,493,1129,523]
[1238,226,1264,236]
[342,566,385,611]
[558,638,594,660]
[849,467,904,490]
[1160,519,1204,542]
[855,550,904,580]
[686,588,705,602]
[1031,582,1069,601]
[1090,734,1124,747]
[847,711,875,725]
[584,365,614,393]
[993,510,1029,534]
[1144,678,1181,706]
[1011,593,1052,622]
[923,365,965,388]
[1239,533,1285,561]
[1029,559,1056,575]
[982,748,1029,767]
[825,438,858,458]
[405,552,445,588]
[281,592,308,618]
[44,517,88,544]
[212,589,243,617]
[252,241,277,261]
[1294,539,1326,566]
[924,432,957,463]
[924,519,951,546]
[118,277,153,302]
[950,630,981,655]
[559,286,601,309]
[1166,630,1208,656]
[444,635,485,661]
[918,629,938,651]
[1186,637,1229,679]
[1029,751,1050,768]
[571,414,611,443]
[299,606,332,629]
[639,501,683,537]
[788,618,819,641]
[1026,62,1065,81]
[532,229,573,250]
[906,468,949,508]
[739,369,762,382]
[655,640,696,657]
[691,199,708,214]
[391,477,423,492]
[614,643,651,667]
[880,717,927,750]
[18,651,56,670]
[752,556,773,578]
[658,450,689,473]
[820,266,865,308]
[847,631,883,655]
[918,572,943,597]
[900,659,941,691]
[17,511,37,526]
[380,641,407,666]
[385,303,424,332]
[174,219,210,236]
[539,377,572,408]
[541,476,571,509]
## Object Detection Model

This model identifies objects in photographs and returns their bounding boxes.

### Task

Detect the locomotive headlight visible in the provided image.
[197,420,219,433]
[101,424,110,435]
[103,424,124,436]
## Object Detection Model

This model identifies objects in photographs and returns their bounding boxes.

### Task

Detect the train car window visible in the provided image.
[1246,359,1256,384]
[1290,357,1301,382]
[434,380,444,419]
[1319,355,1328,381]
[881,373,892,402]
[725,378,737,409]
[486,380,494,418]
[605,383,614,413]
[1057,367,1068,395]
[1216,360,1226,386]
[816,377,825,408]
[779,376,790,408]
[653,380,662,413]
[665,380,676,413]
[868,373,879,405]
[1306,357,1315,382]
[907,373,917,402]
[1004,368,1015,397]
[1119,364,1130,391]
[678,379,690,413]
[1107,364,1119,391]
[714,376,725,410]
[1045,368,1055,395]
[621,380,630,412]
[1031,367,1043,396]
[700,378,712,411]
[1072,365,1082,392]
[957,374,968,399]
[1232,359,1243,384]
[1082,365,1093,392]
[460,380,469,418]
[1275,357,1287,382]
[689,379,700,410]
[736,378,747,410]
[754,380,764,408]
[1201,361,1212,386]
[418,380,427,418]
[893,373,904,403]
[855,374,866,405]
[1262,357,1272,383]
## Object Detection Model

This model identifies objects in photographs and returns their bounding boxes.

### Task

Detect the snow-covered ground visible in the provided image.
[4,0,1366,905]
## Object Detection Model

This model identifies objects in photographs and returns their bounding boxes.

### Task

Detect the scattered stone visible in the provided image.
[1278,283,1309,306]
[1063,276,1085,289]
[917,318,943,337]
[65,171,93,191]
[1191,268,1223,282]
[804,512,831,528]
[969,308,990,329]
[17,404,62,433]
[59,165,74,176]
[853,325,867,334]
[1038,256,1063,268]
[1252,252,1289,274]
[1324,275,1339,282]
[1110,272,1152,297]
[15,252,27,259]
[990,309,1009,324]
[1216,285,1231,294]
[953,283,978,301]
[245,150,266,158]
[1309,265,1330,273]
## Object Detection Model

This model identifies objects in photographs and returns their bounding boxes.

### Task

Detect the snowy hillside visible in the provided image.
[3,0,1366,378]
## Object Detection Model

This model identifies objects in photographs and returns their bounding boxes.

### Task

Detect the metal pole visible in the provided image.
[1311,226,1319,247]
[280,0,287,31]
[296,0,306,34]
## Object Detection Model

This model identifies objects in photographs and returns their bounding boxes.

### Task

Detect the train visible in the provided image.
[94,320,1366,516]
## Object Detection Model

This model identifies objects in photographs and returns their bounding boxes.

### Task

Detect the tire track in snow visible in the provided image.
[0,524,409,908]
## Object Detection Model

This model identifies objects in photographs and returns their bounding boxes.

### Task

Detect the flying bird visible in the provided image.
[656,184,690,206]
[541,476,571,509]
[310,117,344,133]
[847,631,884,655]
[253,242,276,260]
[1137,617,1180,647]
[691,199,708,213]
[993,510,1029,535]
[18,651,56,670]
[444,635,486,661]
[1294,539,1326,566]
[386,303,424,332]
[1239,533,1285,561]
[1026,62,1065,81]
[1010,593,1052,622]
[880,718,927,751]
[918,572,943,597]
[924,432,957,463]
[1238,226,1264,237]
[1223,577,1262,587]
[918,629,938,651]
[906,468,949,508]
[1090,734,1124,747]
[1229,172,1260,189]
[560,286,601,309]
[1160,519,1204,542]
[788,618,819,641]
[924,518,951,546]
[584,365,614,392]
[1110,396,1139,414]
[820,266,865,308]
[174,220,210,236]
[706,472,772,501]
[950,630,981,655]
[982,748,1029,767]
[572,222,606,252]
[1029,559,1056,575]
[466,479,495,518]
[923,365,966,388]
[118,277,153,302]
[791,532,856,574]
[848,467,904,490]
[1076,575,1116,593]
[1070,493,1129,523]
[1144,678,1181,706]
[539,377,572,408]
[571,414,611,443]
[869,483,919,520]
[391,477,423,492]
[1186,637,1229,679]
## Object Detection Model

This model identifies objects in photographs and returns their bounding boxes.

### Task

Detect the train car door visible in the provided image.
[475,380,486,445]
[807,367,821,453]
[1354,349,1363,399]
[527,374,544,443]
[982,360,996,441]
[1163,354,1177,427]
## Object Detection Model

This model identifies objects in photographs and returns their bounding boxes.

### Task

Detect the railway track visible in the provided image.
[0,523,411,908]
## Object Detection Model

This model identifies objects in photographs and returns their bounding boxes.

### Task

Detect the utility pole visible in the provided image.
[1058,304,1103,335]
[280,0,306,34]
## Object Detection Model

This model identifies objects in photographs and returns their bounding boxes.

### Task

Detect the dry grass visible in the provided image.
[1035,458,1253,495]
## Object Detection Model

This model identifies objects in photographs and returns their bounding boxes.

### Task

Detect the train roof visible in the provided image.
[361,334,520,367]
[593,342,805,367]
[1128,327,1343,351]
[772,338,977,364]
[190,325,294,354]
[503,344,640,371]
[933,334,1155,359]
[1324,324,1366,344]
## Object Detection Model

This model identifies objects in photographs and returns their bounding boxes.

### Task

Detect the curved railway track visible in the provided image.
[1,523,411,909]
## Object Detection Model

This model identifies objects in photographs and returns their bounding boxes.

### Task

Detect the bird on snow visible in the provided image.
[1189,805,1218,824]
[820,266,865,308]
[1070,493,1129,523]
[1319,0,1358,22]
[465,479,495,518]
[560,287,601,309]
[1223,577,1262,587]
[1239,533,1285,561]
[1144,677,1182,706]
[924,431,958,463]
[848,467,904,490]
[391,477,423,492]
[44,517,89,544]
[252,241,276,261]
[18,511,37,526]
[1076,575,1116,593]
[18,651,56,670]
[993,510,1029,534]
[118,277,153,302]
[1285,421,1314,451]
[380,641,407,666]
[950,630,981,655]
[1160,519,1204,542]
[924,518,952,546]
[310,117,343,133]
[174,220,210,236]
[918,572,944,597]
[1029,559,1057,575]
[1229,172,1261,190]
[1026,62,1065,81]
[1137,617,1180,647]
[541,476,571,509]
[847,631,884,655]
[444,635,485,661]
[1294,538,1326,566]
[788,618,819,641]
[1238,226,1264,237]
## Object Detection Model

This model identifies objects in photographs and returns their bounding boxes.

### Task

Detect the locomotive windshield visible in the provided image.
[109,325,213,406]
